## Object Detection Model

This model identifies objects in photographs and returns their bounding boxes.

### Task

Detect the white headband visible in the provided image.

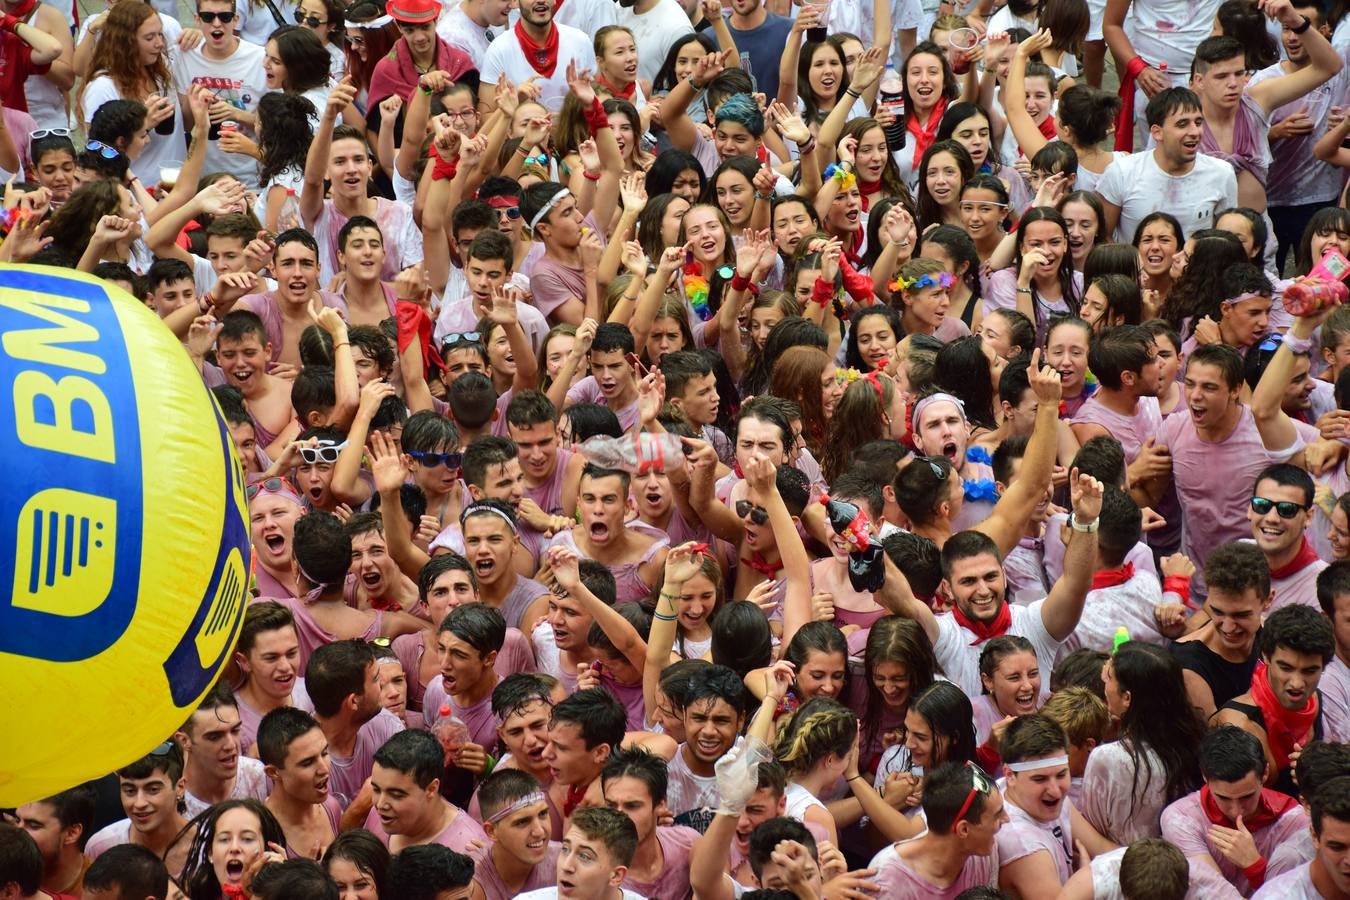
[486,791,547,825]
[352,14,393,27]
[528,188,570,230]
[1006,754,1069,773]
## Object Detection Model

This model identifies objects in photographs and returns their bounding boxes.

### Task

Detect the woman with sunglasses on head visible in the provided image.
[293,0,345,82]
[248,475,308,599]
[81,1,181,185]
[25,132,77,207]
[342,1,400,105]
[88,99,152,166]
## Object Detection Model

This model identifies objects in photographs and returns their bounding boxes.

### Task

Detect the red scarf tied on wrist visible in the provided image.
[1250,659,1318,770]
[952,600,1012,645]
[1090,562,1135,591]
[395,300,445,379]
[515,19,559,78]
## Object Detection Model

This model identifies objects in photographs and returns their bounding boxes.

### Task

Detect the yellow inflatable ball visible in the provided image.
[0,265,251,805]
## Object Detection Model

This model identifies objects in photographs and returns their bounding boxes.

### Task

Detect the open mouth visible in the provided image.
[309,486,324,501]
[942,441,958,462]
[225,861,245,881]
[695,736,723,756]
[210,28,225,39]
[362,571,383,589]
[474,557,495,578]
[590,521,611,542]
[264,534,286,554]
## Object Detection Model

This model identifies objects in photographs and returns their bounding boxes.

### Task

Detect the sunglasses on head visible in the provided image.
[295,11,325,25]
[197,9,236,22]
[408,449,463,470]
[1250,496,1307,519]
[346,31,366,44]
[735,499,769,525]
[148,740,176,757]
[299,440,348,464]
[31,128,72,141]
[85,140,119,159]
[245,476,300,501]
[951,762,995,833]
[917,455,947,481]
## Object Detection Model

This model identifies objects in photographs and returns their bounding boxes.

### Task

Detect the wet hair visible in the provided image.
[322,831,390,898]
[1185,342,1246,392]
[491,672,556,722]
[373,728,445,788]
[551,688,627,752]
[181,801,286,900]
[1014,207,1082,322]
[84,843,169,900]
[919,224,983,304]
[88,98,148,152]
[305,638,377,717]
[601,746,668,805]
[1204,539,1271,600]
[910,680,977,767]
[774,697,859,780]
[251,858,338,900]
[923,761,991,833]
[385,845,475,900]
[936,335,998,430]
[256,706,322,769]
[1119,838,1188,900]
[564,403,624,443]
[747,818,818,878]
[1086,274,1143,329]
[1259,604,1335,664]
[1201,725,1267,783]
[1111,642,1204,808]
[478,769,546,822]
[568,806,638,868]
[645,149,706,198]
[978,635,1037,689]
[711,601,774,678]
[1030,141,1078,181]
[1001,713,1069,766]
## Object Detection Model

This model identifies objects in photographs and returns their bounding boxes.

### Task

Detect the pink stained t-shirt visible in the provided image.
[1159,790,1310,895]
[1269,553,1328,612]
[1088,845,1245,899]
[565,375,640,433]
[470,841,561,900]
[527,216,606,319]
[328,709,405,809]
[236,678,315,758]
[423,675,501,749]
[869,837,1000,898]
[1042,512,1158,584]
[1055,570,1171,664]
[1078,739,1169,844]
[996,795,1075,885]
[1160,405,1303,596]
[523,448,575,517]
[1319,656,1350,743]
[621,825,700,900]
[240,290,348,364]
[363,802,489,853]
[393,628,536,711]
[268,595,383,674]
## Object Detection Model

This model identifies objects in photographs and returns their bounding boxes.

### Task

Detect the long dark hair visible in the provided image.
[797,40,848,124]
[653,32,717,94]
[257,92,317,187]
[636,193,688,262]
[1012,206,1082,326]
[910,680,977,767]
[844,305,904,372]
[920,224,983,303]
[938,101,1000,169]
[742,316,828,400]
[645,148,706,199]
[1296,207,1350,276]
[916,140,974,231]
[1159,232,1246,334]
[862,617,937,754]
[783,621,850,706]
[1111,643,1204,813]
[180,800,286,900]
[842,117,912,203]
[269,25,333,93]
[902,42,959,130]
[936,335,998,431]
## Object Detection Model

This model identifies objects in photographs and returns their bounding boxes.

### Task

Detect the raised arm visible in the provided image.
[663,50,729,152]
[302,78,359,228]
[369,430,431,578]
[777,7,816,107]
[683,437,745,545]
[744,452,812,648]
[1003,30,1056,160]
[311,305,360,430]
[552,545,647,672]
[1040,469,1103,641]
[1253,305,1328,457]
[974,349,1062,555]
[643,542,707,714]
[330,380,394,505]
[1247,0,1342,116]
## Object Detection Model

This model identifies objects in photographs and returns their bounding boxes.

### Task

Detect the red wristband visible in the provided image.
[1162,575,1193,608]
[0,13,18,31]
[1241,857,1267,889]
[582,170,601,181]
[810,276,834,307]
[583,96,609,136]
[731,271,759,294]
[430,145,459,182]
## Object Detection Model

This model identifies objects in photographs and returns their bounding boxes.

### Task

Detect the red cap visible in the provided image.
[386,0,439,23]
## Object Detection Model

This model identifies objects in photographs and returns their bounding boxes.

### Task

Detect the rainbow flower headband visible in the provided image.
[682,261,734,321]
[888,271,955,294]
[823,163,857,191]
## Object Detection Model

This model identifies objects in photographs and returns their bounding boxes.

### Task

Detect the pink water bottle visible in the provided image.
[1285,247,1350,316]
[433,705,469,755]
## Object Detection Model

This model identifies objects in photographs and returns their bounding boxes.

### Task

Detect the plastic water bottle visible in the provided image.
[878,67,906,151]
[278,189,300,230]
[578,433,686,475]
[433,705,470,755]
[1285,247,1350,316]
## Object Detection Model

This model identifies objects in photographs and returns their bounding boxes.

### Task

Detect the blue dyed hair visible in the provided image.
[714,93,765,137]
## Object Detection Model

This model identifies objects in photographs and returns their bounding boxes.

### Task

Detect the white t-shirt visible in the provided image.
[479,23,596,103]
[617,0,694,84]
[1121,0,1224,77]
[551,0,618,36]
[1095,149,1239,243]
[234,0,300,46]
[438,3,501,65]
[83,73,185,185]
[172,39,268,190]
[932,601,1061,698]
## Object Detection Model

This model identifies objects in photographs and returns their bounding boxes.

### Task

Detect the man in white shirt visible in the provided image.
[173,0,267,190]
[616,0,692,84]
[437,0,513,65]
[479,0,595,104]
[1097,87,1239,242]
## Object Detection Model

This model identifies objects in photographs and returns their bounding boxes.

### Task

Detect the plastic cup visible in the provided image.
[949,27,979,75]
[159,160,184,191]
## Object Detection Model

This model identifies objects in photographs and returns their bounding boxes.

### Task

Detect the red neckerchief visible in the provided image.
[1019,116,1058,158]
[563,781,589,817]
[951,600,1012,646]
[1269,537,1320,580]
[741,552,783,578]
[222,885,248,900]
[842,227,865,269]
[1199,782,1298,831]
[515,19,560,78]
[596,74,635,101]
[1250,659,1318,770]
[8,0,37,18]
[908,97,949,169]
[395,300,445,377]
[1090,562,1135,591]
[858,178,881,211]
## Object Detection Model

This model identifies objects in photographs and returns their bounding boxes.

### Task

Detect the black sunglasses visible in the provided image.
[1251,496,1307,520]
[409,449,463,470]
[735,499,769,525]
[296,12,326,26]
[197,9,236,22]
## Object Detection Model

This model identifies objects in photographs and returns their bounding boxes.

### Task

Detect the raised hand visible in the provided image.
[620,171,648,212]
[327,77,358,119]
[394,263,432,306]
[1070,467,1104,523]
[186,314,221,357]
[368,430,409,494]
[577,137,601,175]
[566,60,597,106]
[546,545,583,593]
[488,285,521,325]
[851,46,886,90]
[1027,347,1062,404]
[621,240,649,276]
[664,540,707,584]
[419,69,451,94]
[379,93,404,122]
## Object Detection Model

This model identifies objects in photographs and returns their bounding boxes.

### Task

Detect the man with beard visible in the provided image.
[14,786,95,898]
[257,707,340,859]
[306,638,404,810]
[995,715,1118,897]
[174,685,270,818]
[478,0,595,104]
[1098,89,1238,242]
[1215,605,1335,797]
[882,465,1103,698]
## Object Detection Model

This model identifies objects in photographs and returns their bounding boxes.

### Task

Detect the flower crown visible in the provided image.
[888,271,955,294]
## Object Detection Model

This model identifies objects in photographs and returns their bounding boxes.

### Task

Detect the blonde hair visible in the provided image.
[771,697,858,776]
[1041,686,1109,748]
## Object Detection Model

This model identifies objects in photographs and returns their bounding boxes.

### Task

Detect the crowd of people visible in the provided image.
[15,0,1350,894]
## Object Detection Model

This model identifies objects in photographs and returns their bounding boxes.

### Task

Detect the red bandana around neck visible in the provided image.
[1091,562,1135,591]
[1250,659,1318,770]
[1269,537,1320,580]
[858,178,881,210]
[596,74,635,101]
[741,552,784,579]
[1199,783,1298,831]
[952,600,1012,645]
[515,19,559,78]
[908,97,949,169]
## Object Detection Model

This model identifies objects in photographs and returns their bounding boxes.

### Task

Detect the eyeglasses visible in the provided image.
[408,449,463,469]
[299,440,348,464]
[345,31,366,45]
[951,762,995,833]
[443,331,482,347]
[245,476,300,501]
[197,9,236,22]
[31,128,72,140]
[295,11,326,25]
[443,109,477,120]
[497,206,522,220]
[735,499,769,525]
[1251,496,1307,519]
[85,140,120,159]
